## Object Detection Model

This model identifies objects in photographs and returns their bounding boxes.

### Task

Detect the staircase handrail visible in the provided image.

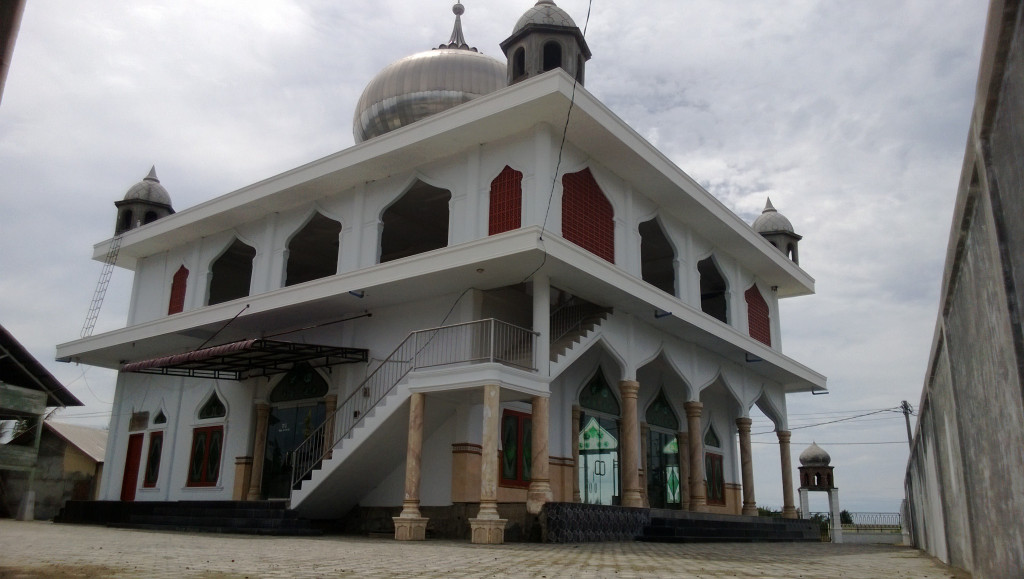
[290,318,536,489]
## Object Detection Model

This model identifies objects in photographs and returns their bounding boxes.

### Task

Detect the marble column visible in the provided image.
[394,392,428,540]
[778,430,797,519]
[736,417,757,516]
[324,394,338,459]
[640,422,650,508]
[527,395,553,514]
[618,380,643,508]
[470,384,507,544]
[246,403,271,501]
[684,401,706,512]
[571,405,581,503]
[676,431,690,510]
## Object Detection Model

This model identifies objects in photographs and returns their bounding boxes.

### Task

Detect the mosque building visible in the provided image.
[57,1,825,543]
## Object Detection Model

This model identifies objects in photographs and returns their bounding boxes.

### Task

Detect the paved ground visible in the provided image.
[0,520,968,579]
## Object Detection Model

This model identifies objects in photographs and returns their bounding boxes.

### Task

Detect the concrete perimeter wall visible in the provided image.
[905,2,1024,578]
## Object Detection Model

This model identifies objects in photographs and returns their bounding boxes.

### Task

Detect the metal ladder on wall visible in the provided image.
[80,236,123,338]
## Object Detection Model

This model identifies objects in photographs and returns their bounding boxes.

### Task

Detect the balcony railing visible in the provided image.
[290,319,537,489]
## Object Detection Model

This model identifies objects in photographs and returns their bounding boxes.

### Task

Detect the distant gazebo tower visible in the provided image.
[114,166,174,235]
[798,442,843,543]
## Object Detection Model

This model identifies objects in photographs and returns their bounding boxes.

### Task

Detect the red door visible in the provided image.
[121,433,144,501]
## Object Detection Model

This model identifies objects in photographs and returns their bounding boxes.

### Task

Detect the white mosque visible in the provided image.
[57,1,825,543]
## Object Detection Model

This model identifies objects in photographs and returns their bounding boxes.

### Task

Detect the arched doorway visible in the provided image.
[645,391,681,509]
[261,363,328,499]
[578,371,621,506]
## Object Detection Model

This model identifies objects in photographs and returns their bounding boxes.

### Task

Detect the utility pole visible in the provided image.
[901,400,914,448]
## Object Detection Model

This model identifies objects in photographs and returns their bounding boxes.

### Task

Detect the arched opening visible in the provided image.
[119,210,133,234]
[512,47,526,81]
[578,370,621,506]
[645,390,681,509]
[144,211,159,224]
[697,257,728,323]
[488,166,523,235]
[208,239,256,305]
[380,180,451,263]
[639,218,676,295]
[745,285,771,346]
[286,213,342,287]
[262,363,329,499]
[543,41,562,72]
[562,168,614,262]
[575,54,584,83]
[168,265,189,315]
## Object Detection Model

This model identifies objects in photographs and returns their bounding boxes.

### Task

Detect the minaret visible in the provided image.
[114,166,174,235]
[752,197,802,264]
[500,0,591,86]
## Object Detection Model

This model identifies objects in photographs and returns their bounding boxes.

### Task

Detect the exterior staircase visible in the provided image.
[549,300,611,363]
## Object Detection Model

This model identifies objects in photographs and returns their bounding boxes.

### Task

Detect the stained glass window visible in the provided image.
[143,431,163,488]
[579,372,620,416]
[198,393,226,420]
[645,390,679,431]
[704,424,721,448]
[500,410,531,487]
[187,426,223,487]
[153,410,167,425]
[270,363,328,403]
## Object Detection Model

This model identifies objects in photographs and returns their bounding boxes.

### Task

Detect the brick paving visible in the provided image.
[0,520,969,579]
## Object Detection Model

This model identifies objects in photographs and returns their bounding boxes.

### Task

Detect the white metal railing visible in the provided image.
[550,299,611,344]
[290,319,536,489]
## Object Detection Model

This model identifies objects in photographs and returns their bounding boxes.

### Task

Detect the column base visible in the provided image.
[469,518,507,544]
[526,481,553,515]
[742,504,758,517]
[393,517,429,541]
[782,506,798,519]
[621,489,644,508]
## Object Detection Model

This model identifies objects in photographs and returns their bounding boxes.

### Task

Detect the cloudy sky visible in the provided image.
[0,1,990,512]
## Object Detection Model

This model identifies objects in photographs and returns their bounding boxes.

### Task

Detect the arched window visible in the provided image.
[562,168,614,262]
[188,392,226,487]
[512,47,526,81]
[144,211,159,224]
[380,180,451,263]
[543,41,562,72]
[286,213,342,287]
[119,210,133,234]
[208,239,256,305]
[639,218,675,295]
[745,285,771,346]
[488,166,523,235]
[269,363,329,403]
[704,424,725,506]
[697,257,728,323]
[645,391,681,509]
[578,371,621,505]
[168,265,188,315]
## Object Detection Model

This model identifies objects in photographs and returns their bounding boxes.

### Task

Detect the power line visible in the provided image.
[751,407,900,436]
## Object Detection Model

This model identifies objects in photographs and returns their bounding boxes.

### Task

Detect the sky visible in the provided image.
[0,1,991,513]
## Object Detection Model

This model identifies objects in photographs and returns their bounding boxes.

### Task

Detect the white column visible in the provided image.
[533,274,550,376]
[829,489,844,543]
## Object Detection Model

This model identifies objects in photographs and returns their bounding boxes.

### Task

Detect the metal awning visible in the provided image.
[120,339,368,380]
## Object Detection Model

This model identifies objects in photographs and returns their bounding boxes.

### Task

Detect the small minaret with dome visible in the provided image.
[114,166,174,235]
[500,0,592,86]
[753,197,801,264]
[798,442,843,543]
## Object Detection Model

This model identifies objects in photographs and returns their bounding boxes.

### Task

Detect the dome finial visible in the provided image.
[763,196,776,213]
[444,3,473,50]
[145,165,159,183]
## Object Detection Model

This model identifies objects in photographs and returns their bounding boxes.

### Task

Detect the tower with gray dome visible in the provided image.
[113,166,174,235]
[501,0,591,86]
[753,197,801,264]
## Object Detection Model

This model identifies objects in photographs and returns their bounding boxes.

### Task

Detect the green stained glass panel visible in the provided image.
[645,391,679,430]
[704,425,721,448]
[502,414,518,480]
[522,418,532,481]
[198,394,226,419]
[270,362,329,403]
[579,372,620,415]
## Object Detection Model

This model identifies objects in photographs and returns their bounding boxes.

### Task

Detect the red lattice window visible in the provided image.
[562,168,614,262]
[168,265,189,315]
[745,285,771,346]
[489,166,523,235]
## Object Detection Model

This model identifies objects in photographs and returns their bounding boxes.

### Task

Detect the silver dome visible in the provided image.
[123,166,172,207]
[352,4,506,143]
[513,0,577,33]
[752,197,795,234]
